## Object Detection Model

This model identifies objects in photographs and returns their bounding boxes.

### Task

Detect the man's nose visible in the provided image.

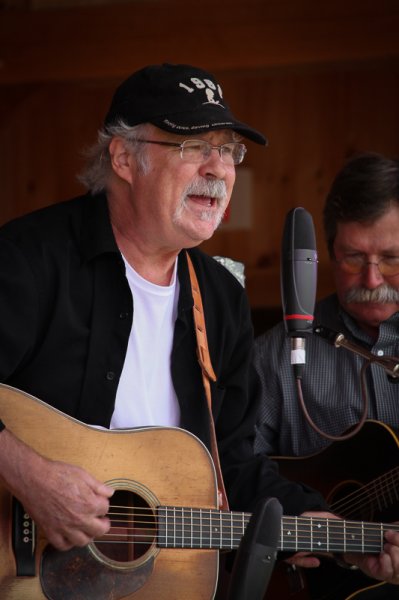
[198,148,229,179]
[361,262,385,288]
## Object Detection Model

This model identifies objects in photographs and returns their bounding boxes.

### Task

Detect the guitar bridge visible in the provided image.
[12,497,36,576]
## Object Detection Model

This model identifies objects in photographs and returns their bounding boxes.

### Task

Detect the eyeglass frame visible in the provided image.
[134,138,247,165]
[335,255,399,277]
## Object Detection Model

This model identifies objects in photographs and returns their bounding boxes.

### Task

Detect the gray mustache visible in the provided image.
[184,178,227,201]
[345,284,399,304]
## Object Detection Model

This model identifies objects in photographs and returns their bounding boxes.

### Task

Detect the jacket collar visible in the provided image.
[79,192,119,262]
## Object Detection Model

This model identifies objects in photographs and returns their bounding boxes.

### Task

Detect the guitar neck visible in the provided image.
[158,507,398,554]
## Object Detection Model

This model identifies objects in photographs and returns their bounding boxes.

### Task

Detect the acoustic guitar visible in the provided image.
[0,385,398,600]
[268,420,399,600]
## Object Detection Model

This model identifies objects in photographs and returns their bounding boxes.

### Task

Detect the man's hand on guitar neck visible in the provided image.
[284,511,336,569]
[285,511,399,585]
[346,529,399,585]
[0,428,114,550]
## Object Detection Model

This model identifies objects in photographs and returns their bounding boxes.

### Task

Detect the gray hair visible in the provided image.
[78,121,152,193]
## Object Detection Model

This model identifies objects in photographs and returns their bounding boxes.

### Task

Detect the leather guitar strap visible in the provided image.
[186,252,229,511]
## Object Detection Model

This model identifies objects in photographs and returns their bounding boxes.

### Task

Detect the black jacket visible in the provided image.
[0,192,326,515]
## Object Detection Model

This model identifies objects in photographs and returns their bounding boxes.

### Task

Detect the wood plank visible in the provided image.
[1,0,399,84]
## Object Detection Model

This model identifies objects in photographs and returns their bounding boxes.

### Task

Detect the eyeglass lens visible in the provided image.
[340,257,399,276]
[181,141,246,165]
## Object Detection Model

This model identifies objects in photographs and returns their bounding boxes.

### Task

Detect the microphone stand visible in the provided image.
[227,497,282,600]
[314,325,399,378]
[295,325,399,443]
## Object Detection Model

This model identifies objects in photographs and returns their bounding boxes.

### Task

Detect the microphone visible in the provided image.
[281,207,318,377]
[314,325,399,379]
[228,496,282,600]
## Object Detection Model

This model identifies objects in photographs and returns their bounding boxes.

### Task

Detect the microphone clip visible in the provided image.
[314,325,399,379]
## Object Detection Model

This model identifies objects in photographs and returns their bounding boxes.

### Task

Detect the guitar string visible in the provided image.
[328,467,399,518]
[90,507,399,549]
[94,529,394,550]
[100,460,399,535]
[96,460,399,544]
[104,504,399,532]
[105,504,399,528]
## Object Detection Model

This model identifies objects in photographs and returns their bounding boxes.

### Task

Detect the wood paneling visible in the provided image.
[1,0,399,308]
[203,65,399,306]
[1,0,399,84]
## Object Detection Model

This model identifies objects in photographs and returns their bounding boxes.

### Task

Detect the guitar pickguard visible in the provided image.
[40,544,154,600]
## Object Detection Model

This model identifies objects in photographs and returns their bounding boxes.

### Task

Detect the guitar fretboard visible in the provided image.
[158,507,247,550]
[157,506,397,554]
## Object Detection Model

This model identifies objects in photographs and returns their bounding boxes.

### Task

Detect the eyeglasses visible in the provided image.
[135,139,247,166]
[337,255,399,277]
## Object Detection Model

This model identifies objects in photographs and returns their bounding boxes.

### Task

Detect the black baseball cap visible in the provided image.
[104,63,267,146]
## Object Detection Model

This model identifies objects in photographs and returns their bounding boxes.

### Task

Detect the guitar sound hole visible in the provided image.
[94,489,155,564]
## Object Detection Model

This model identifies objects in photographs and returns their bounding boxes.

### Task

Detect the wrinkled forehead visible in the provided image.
[334,209,399,254]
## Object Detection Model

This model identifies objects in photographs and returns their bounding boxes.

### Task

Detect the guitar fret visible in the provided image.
[323,519,328,552]
[193,508,201,548]
[174,507,178,548]
[180,507,183,548]
[209,509,212,548]
[158,508,396,554]
[280,516,304,552]
[312,519,324,552]
[190,508,193,548]
[158,507,250,549]
[199,508,202,548]
[278,517,390,553]
[206,509,212,547]
[326,518,329,553]
[362,522,364,553]
[345,521,362,553]
[296,515,299,551]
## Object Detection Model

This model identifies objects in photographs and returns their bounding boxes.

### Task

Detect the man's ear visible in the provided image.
[109,137,135,183]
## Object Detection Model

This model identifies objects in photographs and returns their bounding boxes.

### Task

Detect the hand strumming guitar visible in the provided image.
[0,428,114,550]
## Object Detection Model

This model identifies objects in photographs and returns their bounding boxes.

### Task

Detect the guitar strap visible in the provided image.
[186,252,230,511]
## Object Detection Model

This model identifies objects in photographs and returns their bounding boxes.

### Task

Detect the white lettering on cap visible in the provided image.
[178,77,225,107]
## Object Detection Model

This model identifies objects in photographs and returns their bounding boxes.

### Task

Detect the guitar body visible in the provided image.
[2,387,398,600]
[267,420,399,600]
[0,384,219,600]
[275,420,399,522]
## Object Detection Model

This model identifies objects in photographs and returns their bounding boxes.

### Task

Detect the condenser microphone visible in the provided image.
[281,207,318,377]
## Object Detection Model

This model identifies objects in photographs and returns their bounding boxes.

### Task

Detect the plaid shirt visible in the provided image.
[254,294,399,456]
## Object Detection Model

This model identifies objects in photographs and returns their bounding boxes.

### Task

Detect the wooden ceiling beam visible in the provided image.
[1,0,399,85]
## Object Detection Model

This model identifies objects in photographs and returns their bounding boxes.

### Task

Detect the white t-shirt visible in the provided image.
[110,256,181,429]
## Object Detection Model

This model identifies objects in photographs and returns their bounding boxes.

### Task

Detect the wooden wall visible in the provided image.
[1,0,399,316]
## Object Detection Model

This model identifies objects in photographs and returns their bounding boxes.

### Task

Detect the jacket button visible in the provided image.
[106,371,115,381]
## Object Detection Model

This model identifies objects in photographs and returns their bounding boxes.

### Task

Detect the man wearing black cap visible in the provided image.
[0,64,399,597]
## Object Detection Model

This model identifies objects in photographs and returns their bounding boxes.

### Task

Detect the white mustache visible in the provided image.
[345,284,399,304]
[183,178,227,202]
